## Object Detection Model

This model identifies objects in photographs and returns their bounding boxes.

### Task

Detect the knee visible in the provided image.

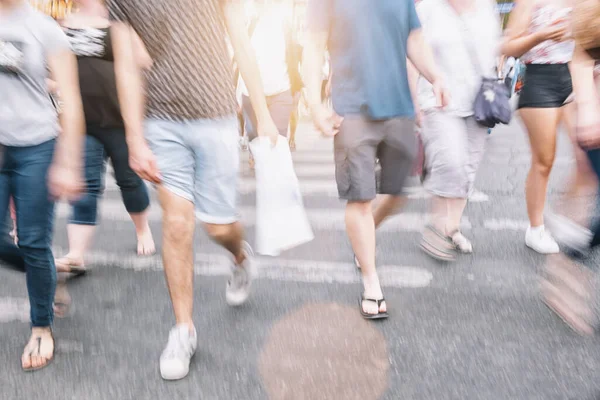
[204,223,235,242]
[347,200,373,216]
[531,155,554,177]
[163,213,195,242]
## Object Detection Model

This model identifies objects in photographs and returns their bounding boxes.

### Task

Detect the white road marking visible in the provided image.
[405,187,489,202]
[103,177,490,203]
[484,218,529,231]
[55,201,472,232]
[50,250,435,289]
[0,297,29,323]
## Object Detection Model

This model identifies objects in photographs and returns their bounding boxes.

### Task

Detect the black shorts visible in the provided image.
[517,63,572,109]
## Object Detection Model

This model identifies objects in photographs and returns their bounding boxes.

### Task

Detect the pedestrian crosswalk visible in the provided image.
[51,125,534,288]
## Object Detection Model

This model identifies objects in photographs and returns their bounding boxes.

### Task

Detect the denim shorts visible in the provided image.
[144,116,240,224]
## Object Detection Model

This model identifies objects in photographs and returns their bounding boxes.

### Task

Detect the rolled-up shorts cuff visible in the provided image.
[195,211,239,225]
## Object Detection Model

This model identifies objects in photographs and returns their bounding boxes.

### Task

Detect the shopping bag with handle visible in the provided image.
[249,136,314,256]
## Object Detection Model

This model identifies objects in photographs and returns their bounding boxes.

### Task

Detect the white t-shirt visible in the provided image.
[417,0,501,116]
[239,5,291,97]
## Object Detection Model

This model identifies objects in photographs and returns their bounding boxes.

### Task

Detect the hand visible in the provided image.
[48,162,83,201]
[129,139,161,184]
[415,108,424,128]
[576,102,600,150]
[538,22,569,43]
[311,104,343,137]
[256,117,279,146]
[432,80,450,109]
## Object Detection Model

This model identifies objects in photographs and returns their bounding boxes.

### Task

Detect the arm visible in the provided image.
[47,49,85,198]
[303,31,327,112]
[571,46,600,148]
[131,29,152,70]
[111,22,160,182]
[407,29,449,108]
[407,60,422,126]
[223,1,278,143]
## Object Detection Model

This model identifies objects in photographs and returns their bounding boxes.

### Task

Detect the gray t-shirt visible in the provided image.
[0,4,70,147]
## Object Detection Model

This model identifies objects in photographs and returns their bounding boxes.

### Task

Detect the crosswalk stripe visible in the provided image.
[102,177,490,202]
[55,200,472,232]
[51,249,435,289]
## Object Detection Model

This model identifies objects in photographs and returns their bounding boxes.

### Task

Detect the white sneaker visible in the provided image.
[525,225,560,254]
[159,324,197,381]
[226,241,255,307]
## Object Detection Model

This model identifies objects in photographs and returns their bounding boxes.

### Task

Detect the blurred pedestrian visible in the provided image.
[502,0,575,254]
[54,0,155,282]
[303,0,449,319]
[0,0,84,371]
[107,0,279,381]
[410,0,502,261]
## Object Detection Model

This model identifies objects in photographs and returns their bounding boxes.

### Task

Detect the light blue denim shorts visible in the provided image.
[144,116,240,224]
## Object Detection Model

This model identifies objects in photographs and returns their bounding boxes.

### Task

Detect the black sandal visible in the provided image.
[359,295,389,320]
[22,333,55,372]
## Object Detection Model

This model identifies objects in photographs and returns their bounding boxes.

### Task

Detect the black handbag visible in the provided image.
[461,20,512,129]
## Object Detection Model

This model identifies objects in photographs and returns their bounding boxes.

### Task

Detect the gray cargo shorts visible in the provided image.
[334,115,416,202]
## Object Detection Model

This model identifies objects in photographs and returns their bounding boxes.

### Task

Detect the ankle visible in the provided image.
[31,326,52,336]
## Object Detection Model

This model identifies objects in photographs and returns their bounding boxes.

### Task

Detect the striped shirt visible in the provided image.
[106,0,238,121]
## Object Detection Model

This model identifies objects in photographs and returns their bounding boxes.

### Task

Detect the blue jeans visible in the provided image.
[0,139,56,327]
[70,126,150,225]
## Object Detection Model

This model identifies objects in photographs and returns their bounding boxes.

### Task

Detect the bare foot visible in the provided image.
[55,255,85,274]
[22,327,54,371]
[137,226,156,256]
[54,280,72,318]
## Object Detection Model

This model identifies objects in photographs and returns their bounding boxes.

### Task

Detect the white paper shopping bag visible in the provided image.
[249,137,314,256]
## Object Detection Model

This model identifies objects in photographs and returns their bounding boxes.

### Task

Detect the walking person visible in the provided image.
[502,0,575,254]
[541,42,600,336]
[410,0,502,261]
[240,0,302,167]
[303,0,448,319]
[54,0,155,279]
[107,0,280,380]
[0,0,84,370]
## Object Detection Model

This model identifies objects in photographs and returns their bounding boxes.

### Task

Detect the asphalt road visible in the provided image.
[2,120,600,400]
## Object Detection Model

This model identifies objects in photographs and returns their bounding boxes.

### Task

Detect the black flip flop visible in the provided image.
[359,296,389,320]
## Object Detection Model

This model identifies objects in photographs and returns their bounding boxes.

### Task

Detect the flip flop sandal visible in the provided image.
[449,230,473,254]
[420,225,456,262]
[22,333,55,372]
[55,257,87,277]
[359,295,389,320]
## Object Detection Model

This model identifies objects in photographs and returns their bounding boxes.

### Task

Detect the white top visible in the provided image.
[417,0,502,117]
[521,2,574,64]
[239,4,291,97]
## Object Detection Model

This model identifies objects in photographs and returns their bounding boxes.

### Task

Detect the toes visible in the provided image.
[361,300,379,315]
[21,354,32,369]
[379,301,387,313]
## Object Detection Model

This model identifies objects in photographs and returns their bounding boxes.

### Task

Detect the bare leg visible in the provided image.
[204,222,245,265]
[520,108,561,227]
[373,194,406,229]
[56,224,96,270]
[159,187,195,328]
[130,209,156,256]
[346,200,386,315]
[446,198,468,234]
